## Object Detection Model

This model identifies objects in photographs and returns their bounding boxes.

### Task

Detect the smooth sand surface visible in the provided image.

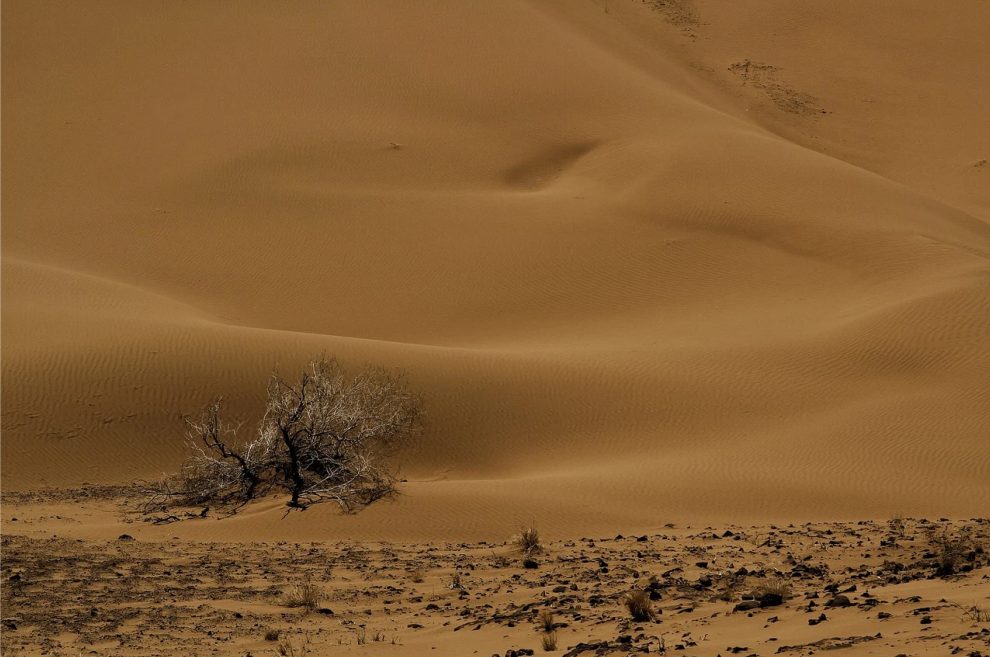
[3,1,990,540]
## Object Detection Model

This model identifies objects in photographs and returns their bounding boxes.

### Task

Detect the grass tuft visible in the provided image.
[537,608,556,632]
[280,583,323,610]
[623,589,655,622]
[517,525,542,555]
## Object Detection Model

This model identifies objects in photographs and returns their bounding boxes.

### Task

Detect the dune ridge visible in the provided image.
[3,0,989,539]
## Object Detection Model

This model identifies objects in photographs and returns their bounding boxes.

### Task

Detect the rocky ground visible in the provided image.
[1,506,988,657]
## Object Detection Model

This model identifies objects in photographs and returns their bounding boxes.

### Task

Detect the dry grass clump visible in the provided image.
[623,589,655,621]
[517,525,543,555]
[541,630,558,651]
[964,605,990,623]
[448,572,466,591]
[355,628,388,644]
[277,635,311,657]
[928,530,980,576]
[537,608,556,632]
[751,576,792,600]
[281,583,323,610]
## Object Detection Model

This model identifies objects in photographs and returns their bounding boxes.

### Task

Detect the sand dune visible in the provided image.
[3,0,989,538]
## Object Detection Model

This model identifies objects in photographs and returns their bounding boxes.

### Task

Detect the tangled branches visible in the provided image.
[144,357,423,514]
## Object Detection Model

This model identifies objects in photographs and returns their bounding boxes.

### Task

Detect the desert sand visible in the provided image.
[2,0,989,655]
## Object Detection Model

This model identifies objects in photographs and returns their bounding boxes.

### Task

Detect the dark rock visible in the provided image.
[117,534,135,541]
[758,592,784,608]
[825,594,852,608]
[734,600,760,612]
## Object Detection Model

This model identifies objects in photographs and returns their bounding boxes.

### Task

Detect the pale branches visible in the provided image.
[145,357,423,515]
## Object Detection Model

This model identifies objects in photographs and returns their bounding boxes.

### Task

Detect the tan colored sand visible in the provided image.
[2,504,988,657]
[3,0,990,539]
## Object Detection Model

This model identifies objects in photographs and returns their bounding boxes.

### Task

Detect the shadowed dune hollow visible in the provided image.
[2,0,989,541]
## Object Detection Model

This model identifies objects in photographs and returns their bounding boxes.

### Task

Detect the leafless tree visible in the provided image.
[146,357,423,514]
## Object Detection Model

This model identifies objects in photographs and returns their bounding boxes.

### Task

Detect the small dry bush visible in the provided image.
[541,630,558,651]
[623,589,655,621]
[537,608,556,632]
[888,514,907,537]
[928,530,976,576]
[145,357,423,514]
[965,605,990,623]
[751,576,791,600]
[281,583,323,610]
[517,526,542,555]
[277,635,311,657]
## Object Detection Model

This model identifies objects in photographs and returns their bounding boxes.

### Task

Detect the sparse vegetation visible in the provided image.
[964,605,990,623]
[277,635,312,657]
[928,530,978,576]
[517,525,542,555]
[537,608,556,632]
[623,589,655,622]
[751,576,791,600]
[280,583,323,610]
[2,520,988,656]
[144,357,423,513]
[888,514,907,538]
[541,630,558,651]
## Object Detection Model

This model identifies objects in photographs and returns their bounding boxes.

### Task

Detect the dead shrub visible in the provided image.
[928,530,977,576]
[537,608,556,631]
[144,356,423,514]
[751,576,791,600]
[623,589,655,621]
[517,526,542,555]
[281,583,323,610]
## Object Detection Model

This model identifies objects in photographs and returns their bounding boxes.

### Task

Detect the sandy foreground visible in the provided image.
[2,0,990,654]
[2,492,989,657]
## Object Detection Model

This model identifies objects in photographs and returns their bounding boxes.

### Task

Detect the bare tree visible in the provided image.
[146,357,423,514]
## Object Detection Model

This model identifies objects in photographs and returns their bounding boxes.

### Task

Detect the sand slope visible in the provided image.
[3,0,989,535]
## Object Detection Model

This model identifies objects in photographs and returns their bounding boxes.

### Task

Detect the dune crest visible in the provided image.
[2,0,989,536]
